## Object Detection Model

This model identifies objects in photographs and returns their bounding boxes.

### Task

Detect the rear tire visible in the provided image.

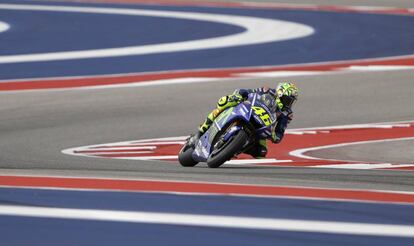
[178,144,198,167]
[207,130,248,168]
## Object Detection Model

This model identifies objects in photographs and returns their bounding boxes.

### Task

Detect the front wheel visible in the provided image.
[178,143,199,167]
[207,130,248,168]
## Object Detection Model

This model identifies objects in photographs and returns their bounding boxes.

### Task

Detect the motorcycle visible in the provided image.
[178,92,278,168]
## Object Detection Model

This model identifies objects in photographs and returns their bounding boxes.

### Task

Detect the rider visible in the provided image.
[193,82,299,158]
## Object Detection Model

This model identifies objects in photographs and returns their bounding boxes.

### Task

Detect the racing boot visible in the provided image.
[198,108,221,134]
[189,108,221,147]
[244,139,268,158]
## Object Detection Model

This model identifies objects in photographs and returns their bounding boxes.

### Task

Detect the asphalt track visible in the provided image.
[1,0,414,245]
[0,68,413,191]
[0,0,413,191]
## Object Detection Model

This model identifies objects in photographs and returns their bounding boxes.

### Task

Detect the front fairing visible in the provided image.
[192,93,277,162]
[192,102,253,162]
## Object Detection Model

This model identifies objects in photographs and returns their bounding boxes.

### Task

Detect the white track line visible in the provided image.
[0,20,9,33]
[312,163,414,170]
[90,151,154,155]
[0,4,314,63]
[236,71,323,78]
[62,120,414,167]
[83,146,156,151]
[117,155,178,160]
[226,158,292,165]
[77,78,220,90]
[346,65,414,71]
[290,137,414,161]
[1,205,414,237]
[115,157,292,164]
[288,121,412,132]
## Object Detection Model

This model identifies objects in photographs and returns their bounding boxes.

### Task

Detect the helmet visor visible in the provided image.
[280,95,297,109]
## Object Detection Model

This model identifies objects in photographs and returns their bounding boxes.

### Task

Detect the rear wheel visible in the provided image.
[178,143,198,167]
[207,130,248,168]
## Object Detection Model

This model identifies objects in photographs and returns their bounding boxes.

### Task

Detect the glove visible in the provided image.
[228,93,243,102]
[283,108,293,123]
[233,89,250,99]
[287,112,293,123]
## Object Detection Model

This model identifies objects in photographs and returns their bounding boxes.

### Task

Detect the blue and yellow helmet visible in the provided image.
[276,82,299,110]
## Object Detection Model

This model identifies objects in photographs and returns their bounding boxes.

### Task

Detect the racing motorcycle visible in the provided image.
[178,92,278,168]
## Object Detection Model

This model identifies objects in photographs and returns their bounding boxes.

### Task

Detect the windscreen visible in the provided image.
[258,93,277,112]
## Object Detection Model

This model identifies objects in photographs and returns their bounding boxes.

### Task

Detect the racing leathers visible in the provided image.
[197,87,292,158]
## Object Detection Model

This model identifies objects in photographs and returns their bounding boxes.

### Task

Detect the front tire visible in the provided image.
[178,144,199,167]
[207,130,248,168]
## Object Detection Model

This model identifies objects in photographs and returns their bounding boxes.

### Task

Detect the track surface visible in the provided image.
[0,0,414,244]
[1,70,414,190]
[0,0,413,189]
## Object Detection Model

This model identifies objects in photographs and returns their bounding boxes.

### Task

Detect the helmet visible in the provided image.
[276,82,299,110]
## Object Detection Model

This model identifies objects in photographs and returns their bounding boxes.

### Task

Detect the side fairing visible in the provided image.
[192,101,253,162]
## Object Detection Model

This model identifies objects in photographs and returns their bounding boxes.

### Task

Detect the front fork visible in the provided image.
[221,121,255,154]
[223,122,242,142]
